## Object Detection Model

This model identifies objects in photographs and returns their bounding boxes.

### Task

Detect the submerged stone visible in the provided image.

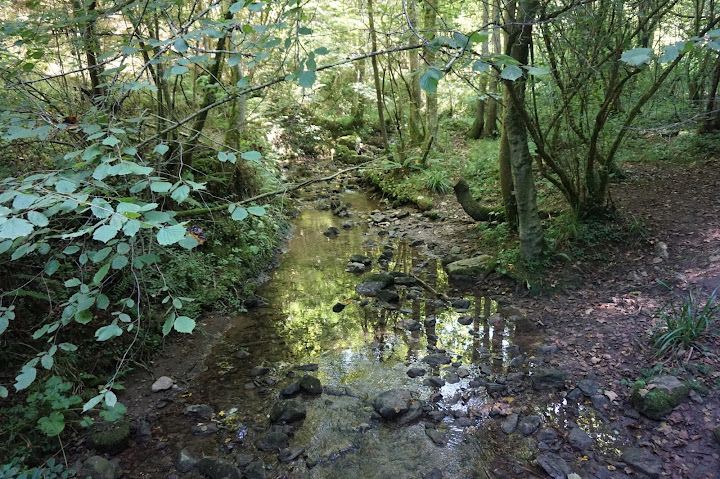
[299,375,322,395]
[355,273,394,296]
[270,399,307,424]
[422,353,452,365]
[372,389,412,420]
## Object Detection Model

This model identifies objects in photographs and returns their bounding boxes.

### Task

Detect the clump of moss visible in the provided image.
[631,376,690,420]
[87,420,131,454]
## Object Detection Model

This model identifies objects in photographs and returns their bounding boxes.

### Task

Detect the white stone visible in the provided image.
[151,376,174,392]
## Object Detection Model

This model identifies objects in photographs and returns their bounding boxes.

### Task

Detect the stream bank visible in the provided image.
[71,163,720,479]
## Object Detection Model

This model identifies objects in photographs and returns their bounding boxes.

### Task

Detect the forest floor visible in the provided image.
[77,157,720,478]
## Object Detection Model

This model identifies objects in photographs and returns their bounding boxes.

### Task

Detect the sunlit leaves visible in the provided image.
[95,323,122,341]
[93,225,120,243]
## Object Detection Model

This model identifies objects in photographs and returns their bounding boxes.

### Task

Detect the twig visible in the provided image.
[410,273,449,301]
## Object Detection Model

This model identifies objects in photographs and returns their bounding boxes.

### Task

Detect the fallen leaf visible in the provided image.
[605,390,619,401]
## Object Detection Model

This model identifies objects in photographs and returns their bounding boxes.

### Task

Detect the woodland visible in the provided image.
[1,0,720,477]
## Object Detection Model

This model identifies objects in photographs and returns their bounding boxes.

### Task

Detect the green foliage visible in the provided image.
[650,279,720,358]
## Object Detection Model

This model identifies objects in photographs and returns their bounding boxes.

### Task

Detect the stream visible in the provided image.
[136,189,626,479]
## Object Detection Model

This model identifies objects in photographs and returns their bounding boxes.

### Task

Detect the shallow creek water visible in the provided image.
[171,191,624,478]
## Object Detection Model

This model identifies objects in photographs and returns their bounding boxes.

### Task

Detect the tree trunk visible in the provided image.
[74,0,105,103]
[483,0,502,137]
[502,0,544,261]
[368,0,390,151]
[407,0,424,144]
[423,0,438,148]
[469,96,485,139]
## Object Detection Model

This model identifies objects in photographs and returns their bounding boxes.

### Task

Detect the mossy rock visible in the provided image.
[87,420,131,454]
[631,376,690,420]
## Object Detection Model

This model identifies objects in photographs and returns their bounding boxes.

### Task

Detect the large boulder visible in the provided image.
[632,375,690,420]
[445,255,496,281]
[372,389,413,420]
[621,447,664,477]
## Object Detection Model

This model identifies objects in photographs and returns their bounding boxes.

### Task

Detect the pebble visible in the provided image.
[151,376,173,393]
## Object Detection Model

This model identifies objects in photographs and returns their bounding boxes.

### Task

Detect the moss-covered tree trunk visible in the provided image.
[423,0,438,149]
[502,0,544,260]
[407,0,424,144]
[368,0,389,151]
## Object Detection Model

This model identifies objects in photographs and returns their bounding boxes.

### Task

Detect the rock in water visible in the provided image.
[445,255,496,280]
[299,375,322,395]
[372,389,412,420]
[269,399,307,424]
[422,354,452,365]
[355,273,394,296]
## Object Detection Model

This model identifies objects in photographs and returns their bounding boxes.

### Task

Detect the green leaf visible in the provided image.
[0,239,13,254]
[64,245,81,255]
[620,48,653,66]
[93,263,111,285]
[112,255,128,269]
[154,144,169,155]
[248,206,266,216]
[64,278,81,287]
[38,412,65,437]
[45,259,60,276]
[150,182,172,193]
[75,309,93,325]
[231,206,248,221]
[501,65,523,80]
[174,38,188,53]
[102,136,121,147]
[473,61,490,72]
[105,390,118,407]
[96,294,110,310]
[0,386,7,398]
[93,225,120,243]
[95,323,123,341]
[315,46,330,55]
[157,224,186,245]
[178,237,200,249]
[27,211,49,227]
[419,68,443,93]
[168,65,189,76]
[55,179,78,193]
[0,317,8,335]
[298,70,316,88]
[91,247,113,263]
[241,150,262,161]
[162,314,175,336]
[0,217,34,239]
[123,220,141,237]
[173,315,196,333]
[41,354,53,370]
[117,242,131,255]
[524,65,550,76]
[171,185,191,203]
[14,365,37,391]
[659,44,679,63]
[83,394,104,412]
[470,32,489,44]
[229,1,244,13]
